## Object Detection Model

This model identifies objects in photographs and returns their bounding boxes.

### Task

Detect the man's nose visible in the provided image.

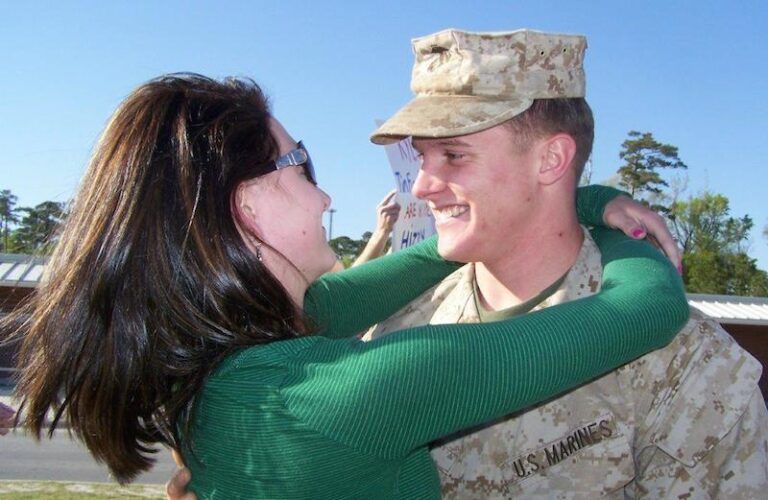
[412,167,444,200]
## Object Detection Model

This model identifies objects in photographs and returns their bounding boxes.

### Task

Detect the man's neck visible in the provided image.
[474,221,583,311]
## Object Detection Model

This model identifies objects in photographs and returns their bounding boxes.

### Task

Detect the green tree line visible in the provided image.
[0,189,66,255]
[615,131,768,297]
[329,232,373,268]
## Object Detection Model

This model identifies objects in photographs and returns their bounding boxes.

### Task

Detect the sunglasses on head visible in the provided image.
[257,141,317,185]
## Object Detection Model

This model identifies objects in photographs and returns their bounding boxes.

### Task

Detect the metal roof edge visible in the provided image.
[686,293,768,305]
[0,253,49,264]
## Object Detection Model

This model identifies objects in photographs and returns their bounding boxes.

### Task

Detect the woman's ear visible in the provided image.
[537,133,577,186]
[232,182,263,245]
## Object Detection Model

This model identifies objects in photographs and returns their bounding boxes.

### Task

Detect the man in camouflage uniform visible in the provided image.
[367,29,768,498]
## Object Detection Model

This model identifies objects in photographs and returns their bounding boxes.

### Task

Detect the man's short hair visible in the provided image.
[504,98,594,181]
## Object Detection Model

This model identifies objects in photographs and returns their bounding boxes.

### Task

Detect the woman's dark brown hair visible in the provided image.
[6,74,307,483]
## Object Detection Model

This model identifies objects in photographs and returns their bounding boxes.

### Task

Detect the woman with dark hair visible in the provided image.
[9,74,687,498]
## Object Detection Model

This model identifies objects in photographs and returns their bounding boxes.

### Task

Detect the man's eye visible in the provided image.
[446,152,465,160]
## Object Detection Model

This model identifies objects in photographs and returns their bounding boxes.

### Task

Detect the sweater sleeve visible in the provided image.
[304,236,460,338]
[282,229,689,460]
[575,184,626,226]
[304,184,626,338]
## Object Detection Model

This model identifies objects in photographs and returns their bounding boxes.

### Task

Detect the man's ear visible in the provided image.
[537,134,577,185]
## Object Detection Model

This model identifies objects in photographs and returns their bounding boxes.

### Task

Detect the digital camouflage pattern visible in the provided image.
[364,230,768,499]
[371,29,587,145]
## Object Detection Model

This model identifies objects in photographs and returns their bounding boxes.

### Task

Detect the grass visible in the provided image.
[0,481,165,499]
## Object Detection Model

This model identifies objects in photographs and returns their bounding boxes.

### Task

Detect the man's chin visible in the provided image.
[437,239,474,264]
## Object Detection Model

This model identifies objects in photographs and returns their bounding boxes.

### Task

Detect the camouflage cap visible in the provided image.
[370,29,587,145]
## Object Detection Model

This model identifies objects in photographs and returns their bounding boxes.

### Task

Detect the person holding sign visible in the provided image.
[354,189,401,265]
[8,73,688,499]
[329,189,401,272]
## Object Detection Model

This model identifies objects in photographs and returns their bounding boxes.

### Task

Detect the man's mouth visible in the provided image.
[431,204,469,223]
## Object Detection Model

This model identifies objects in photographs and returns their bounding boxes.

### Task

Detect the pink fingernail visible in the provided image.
[632,229,645,238]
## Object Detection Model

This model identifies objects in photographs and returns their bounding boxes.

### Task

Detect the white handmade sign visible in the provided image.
[377,126,436,252]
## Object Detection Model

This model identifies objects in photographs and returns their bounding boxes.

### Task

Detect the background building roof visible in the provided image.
[688,293,768,326]
[0,254,48,288]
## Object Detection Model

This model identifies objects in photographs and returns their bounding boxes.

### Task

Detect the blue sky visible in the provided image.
[1,1,767,271]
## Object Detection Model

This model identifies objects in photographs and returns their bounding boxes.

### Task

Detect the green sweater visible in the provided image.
[184,187,689,499]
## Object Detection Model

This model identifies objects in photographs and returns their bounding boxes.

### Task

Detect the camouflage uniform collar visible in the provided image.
[456,227,603,323]
[472,268,568,322]
[546,227,603,307]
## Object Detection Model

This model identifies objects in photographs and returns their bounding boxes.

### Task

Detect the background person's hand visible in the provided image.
[350,189,402,267]
[603,195,682,273]
[0,402,15,436]
[375,189,401,234]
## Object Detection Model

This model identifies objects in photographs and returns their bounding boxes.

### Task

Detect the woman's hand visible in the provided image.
[166,469,196,500]
[603,195,682,273]
[0,402,15,436]
[166,449,197,500]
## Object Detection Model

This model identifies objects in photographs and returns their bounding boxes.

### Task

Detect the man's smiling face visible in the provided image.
[411,124,542,264]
